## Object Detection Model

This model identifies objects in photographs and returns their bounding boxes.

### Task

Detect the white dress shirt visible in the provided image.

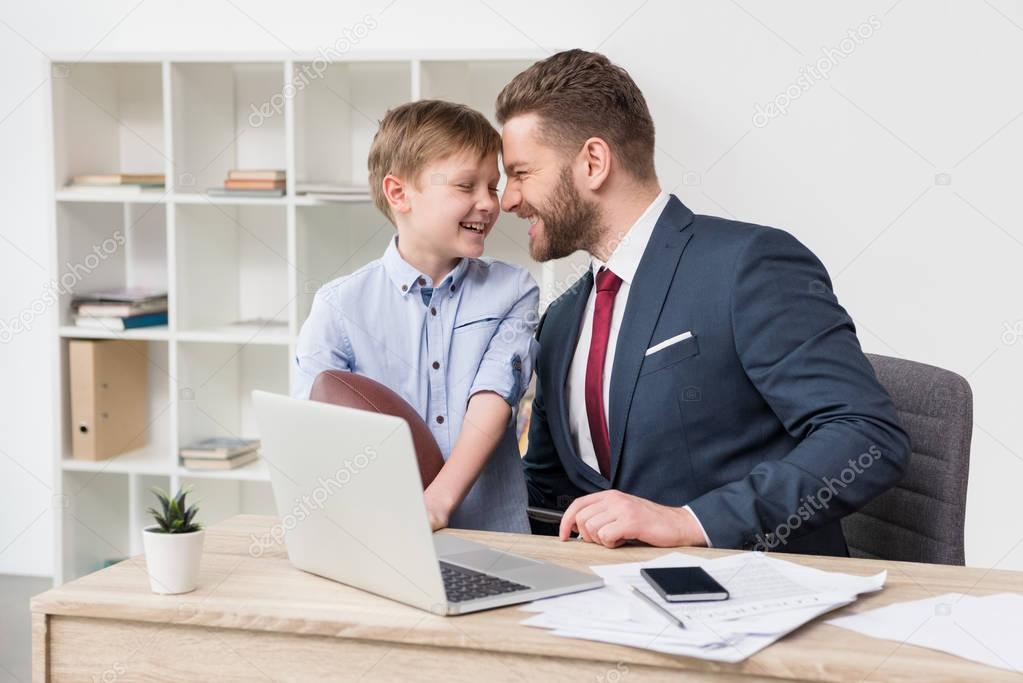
[564,191,712,546]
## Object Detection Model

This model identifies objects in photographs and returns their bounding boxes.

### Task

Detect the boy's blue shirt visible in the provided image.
[294,235,539,533]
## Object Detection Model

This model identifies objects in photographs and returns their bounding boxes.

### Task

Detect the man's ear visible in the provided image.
[382,174,411,215]
[579,137,612,191]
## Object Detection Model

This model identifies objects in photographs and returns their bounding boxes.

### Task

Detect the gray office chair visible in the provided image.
[841,353,973,565]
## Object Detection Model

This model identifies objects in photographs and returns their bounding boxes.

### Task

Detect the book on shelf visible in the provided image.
[72,287,168,304]
[74,311,168,331]
[179,437,261,459]
[72,288,168,322]
[66,173,165,194]
[224,179,286,190]
[209,169,287,197]
[61,184,165,196]
[75,297,168,318]
[228,170,286,181]
[206,187,285,198]
[181,450,259,471]
[70,173,166,186]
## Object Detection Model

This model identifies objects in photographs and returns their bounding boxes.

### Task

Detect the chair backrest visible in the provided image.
[841,354,973,565]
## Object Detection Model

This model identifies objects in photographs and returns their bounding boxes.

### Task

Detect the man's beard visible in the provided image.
[528,166,604,262]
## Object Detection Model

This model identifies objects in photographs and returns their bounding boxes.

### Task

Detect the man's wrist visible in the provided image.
[673,505,709,547]
[680,504,712,547]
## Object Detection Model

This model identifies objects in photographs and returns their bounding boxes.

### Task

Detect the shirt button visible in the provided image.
[400,284,408,292]
[450,285,456,292]
[436,415,444,424]
[418,277,426,286]
[430,307,437,316]
[432,361,440,370]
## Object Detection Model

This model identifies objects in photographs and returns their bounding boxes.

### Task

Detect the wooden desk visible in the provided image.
[32,514,1023,682]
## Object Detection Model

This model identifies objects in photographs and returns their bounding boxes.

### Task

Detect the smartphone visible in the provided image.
[640,567,730,602]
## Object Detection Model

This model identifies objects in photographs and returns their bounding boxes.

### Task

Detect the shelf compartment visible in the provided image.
[55,201,168,328]
[170,62,286,196]
[59,471,131,579]
[293,61,411,190]
[57,339,173,474]
[174,202,289,339]
[51,62,166,193]
[176,341,289,453]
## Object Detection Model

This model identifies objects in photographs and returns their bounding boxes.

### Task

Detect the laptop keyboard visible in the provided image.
[440,561,531,603]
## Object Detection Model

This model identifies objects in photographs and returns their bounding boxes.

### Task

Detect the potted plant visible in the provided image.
[142,486,204,594]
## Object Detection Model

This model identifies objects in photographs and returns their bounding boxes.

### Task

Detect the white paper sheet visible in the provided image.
[827,592,1023,673]
[521,550,886,662]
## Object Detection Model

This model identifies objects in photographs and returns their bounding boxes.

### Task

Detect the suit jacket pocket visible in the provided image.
[639,334,700,376]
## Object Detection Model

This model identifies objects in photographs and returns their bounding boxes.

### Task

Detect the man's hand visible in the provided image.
[559,490,708,548]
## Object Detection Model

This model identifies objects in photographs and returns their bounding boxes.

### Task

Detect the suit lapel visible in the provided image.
[608,196,695,481]
[546,269,593,473]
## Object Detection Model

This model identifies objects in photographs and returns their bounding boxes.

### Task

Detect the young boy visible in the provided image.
[293,100,538,534]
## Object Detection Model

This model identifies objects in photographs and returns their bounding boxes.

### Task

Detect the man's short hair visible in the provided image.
[496,49,656,182]
[368,99,501,223]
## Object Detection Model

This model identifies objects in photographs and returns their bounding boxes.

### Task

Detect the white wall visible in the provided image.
[2,0,1021,575]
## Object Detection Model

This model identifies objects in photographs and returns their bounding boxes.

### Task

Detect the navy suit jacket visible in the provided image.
[524,196,910,556]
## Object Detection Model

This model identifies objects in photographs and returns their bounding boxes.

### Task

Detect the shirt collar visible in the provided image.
[590,191,671,285]
[382,235,471,297]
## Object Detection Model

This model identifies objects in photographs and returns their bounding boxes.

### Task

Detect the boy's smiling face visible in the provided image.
[396,149,501,270]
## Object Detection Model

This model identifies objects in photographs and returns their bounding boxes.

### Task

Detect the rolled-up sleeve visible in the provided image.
[293,287,353,399]
[468,269,540,407]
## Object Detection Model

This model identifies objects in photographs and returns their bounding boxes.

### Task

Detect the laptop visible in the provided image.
[252,390,603,615]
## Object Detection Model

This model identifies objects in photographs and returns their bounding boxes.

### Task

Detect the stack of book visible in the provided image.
[179,437,261,471]
[72,287,168,330]
[295,181,370,201]
[65,173,165,196]
[208,170,285,198]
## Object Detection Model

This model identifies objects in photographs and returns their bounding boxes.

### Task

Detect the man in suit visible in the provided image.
[496,49,910,555]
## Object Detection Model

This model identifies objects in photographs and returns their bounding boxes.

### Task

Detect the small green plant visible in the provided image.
[146,486,201,534]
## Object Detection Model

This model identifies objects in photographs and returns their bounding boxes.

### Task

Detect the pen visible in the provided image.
[629,585,686,630]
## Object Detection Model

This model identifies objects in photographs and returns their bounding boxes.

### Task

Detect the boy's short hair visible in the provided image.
[368,100,502,224]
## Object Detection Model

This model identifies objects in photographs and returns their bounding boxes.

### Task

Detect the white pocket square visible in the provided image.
[645,331,693,357]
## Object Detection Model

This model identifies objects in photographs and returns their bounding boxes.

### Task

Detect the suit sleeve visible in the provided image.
[686,227,911,549]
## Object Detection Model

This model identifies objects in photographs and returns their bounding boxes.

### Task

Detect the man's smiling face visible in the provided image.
[500,113,603,262]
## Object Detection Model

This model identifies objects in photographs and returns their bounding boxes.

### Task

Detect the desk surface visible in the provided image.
[33,515,1023,682]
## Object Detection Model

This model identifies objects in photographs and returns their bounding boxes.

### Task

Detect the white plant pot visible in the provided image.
[142,526,205,595]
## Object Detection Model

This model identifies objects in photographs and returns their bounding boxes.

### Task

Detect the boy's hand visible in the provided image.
[423,486,452,531]
[421,392,511,532]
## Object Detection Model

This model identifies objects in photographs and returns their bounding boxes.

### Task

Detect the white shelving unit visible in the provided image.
[46,51,587,583]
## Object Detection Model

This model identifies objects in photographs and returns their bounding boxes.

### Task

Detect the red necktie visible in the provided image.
[585,267,623,479]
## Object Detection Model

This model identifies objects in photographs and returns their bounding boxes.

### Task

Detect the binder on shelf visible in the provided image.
[69,339,149,461]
